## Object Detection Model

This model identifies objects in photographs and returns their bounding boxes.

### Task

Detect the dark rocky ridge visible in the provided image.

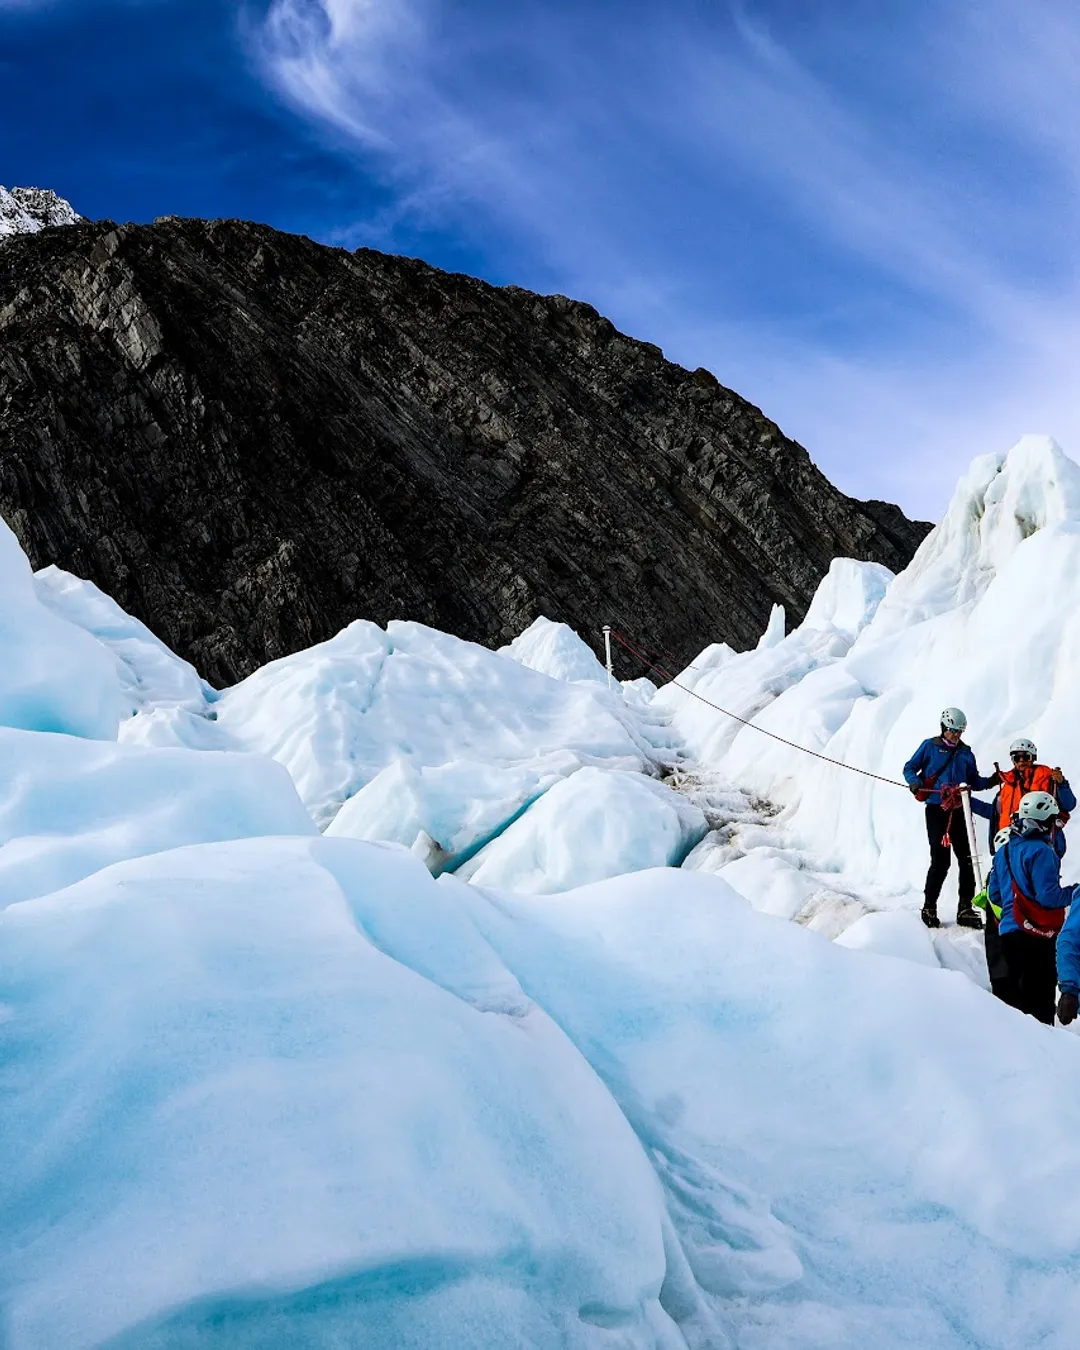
[0,216,930,686]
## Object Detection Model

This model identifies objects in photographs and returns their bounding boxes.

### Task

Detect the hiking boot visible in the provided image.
[920,904,941,929]
[956,906,984,930]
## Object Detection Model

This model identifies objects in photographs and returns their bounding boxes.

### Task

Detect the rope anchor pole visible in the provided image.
[602,625,614,691]
[961,786,985,892]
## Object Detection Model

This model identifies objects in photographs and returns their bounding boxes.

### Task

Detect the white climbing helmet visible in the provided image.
[1018,791,1060,822]
[940,707,968,733]
[1010,737,1038,758]
[994,827,1013,851]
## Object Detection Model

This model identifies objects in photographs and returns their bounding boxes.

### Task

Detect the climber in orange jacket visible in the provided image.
[989,738,1075,842]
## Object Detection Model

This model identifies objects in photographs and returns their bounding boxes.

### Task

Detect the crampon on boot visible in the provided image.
[955,905,984,930]
[920,903,941,929]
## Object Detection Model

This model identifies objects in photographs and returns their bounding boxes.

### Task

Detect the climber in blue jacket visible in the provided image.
[904,707,998,930]
[990,791,1078,1026]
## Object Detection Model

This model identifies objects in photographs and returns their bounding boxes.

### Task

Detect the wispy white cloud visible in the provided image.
[248,0,1080,519]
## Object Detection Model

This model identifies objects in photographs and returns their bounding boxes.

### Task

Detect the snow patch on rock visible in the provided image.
[0,185,80,239]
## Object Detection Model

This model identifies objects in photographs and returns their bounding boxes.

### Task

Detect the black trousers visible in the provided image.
[984,906,1017,1005]
[999,930,1058,1025]
[924,803,975,907]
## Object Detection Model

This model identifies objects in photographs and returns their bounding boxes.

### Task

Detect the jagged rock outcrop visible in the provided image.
[0,187,80,240]
[0,215,930,685]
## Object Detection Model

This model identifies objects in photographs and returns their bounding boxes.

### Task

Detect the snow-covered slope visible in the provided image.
[0,185,80,239]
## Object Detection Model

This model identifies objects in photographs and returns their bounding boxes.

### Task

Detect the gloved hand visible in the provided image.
[908,783,923,797]
[1054,766,1066,785]
[1058,992,1078,1026]
[986,771,1002,787]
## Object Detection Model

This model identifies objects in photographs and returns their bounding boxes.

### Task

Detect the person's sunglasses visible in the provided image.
[1011,752,1033,761]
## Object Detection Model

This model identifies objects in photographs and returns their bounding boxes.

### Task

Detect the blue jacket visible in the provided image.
[1058,895,1080,995]
[903,737,994,806]
[989,826,1078,937]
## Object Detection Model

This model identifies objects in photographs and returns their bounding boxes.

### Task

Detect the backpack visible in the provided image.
[999,840,1066,939]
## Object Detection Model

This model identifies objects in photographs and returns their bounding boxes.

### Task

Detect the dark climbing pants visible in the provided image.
[984,906,1017,1005]
[999,930,1058,1025]
[924,803,974,907]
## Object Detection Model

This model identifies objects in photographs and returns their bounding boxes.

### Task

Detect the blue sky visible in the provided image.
[3,0,1079,520]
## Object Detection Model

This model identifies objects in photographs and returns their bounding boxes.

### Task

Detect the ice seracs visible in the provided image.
[655,555,895,767]
[678,434,1080,914]
[499,614,610,684]
[210,618,661,832]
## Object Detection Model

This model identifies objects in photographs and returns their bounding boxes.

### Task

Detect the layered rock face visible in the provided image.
[0,215,929,684]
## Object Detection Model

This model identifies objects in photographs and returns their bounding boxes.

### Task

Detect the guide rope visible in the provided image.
[609,628,910,790]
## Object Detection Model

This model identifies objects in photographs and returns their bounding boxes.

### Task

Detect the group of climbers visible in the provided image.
[904,710,1080,1027]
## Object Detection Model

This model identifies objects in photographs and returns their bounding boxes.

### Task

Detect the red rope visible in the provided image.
[610,629,909,790]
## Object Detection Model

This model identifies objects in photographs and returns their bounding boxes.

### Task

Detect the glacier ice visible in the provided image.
[213,619,658,830]
[0,840,689,1350]
[10,841,1080,1348]
[0,520,122,739]
[455,765,707,893]
[34,565,212,722]
[499,614,610,684]
[0,727,315,911]
[3,435,1080,1346]
[684,435,1080,904]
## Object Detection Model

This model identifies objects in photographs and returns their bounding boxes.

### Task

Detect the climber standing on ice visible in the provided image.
[977,738,1076,1002]
[989,792,1078,1026]
[904,708,999,930]
[987,738,1075,843]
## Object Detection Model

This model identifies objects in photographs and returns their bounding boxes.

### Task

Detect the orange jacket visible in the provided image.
[996,763,1071,830]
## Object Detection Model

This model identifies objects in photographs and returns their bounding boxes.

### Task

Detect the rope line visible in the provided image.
[610,629,909,790]
[614,631,712,674]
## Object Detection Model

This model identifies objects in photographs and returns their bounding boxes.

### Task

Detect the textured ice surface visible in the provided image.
[5,439,1080,1347]
[0,727,315,910]
[456,765,707,893]
[213,620,658,829]
[0,520,121,739]
[500,614,610,684]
